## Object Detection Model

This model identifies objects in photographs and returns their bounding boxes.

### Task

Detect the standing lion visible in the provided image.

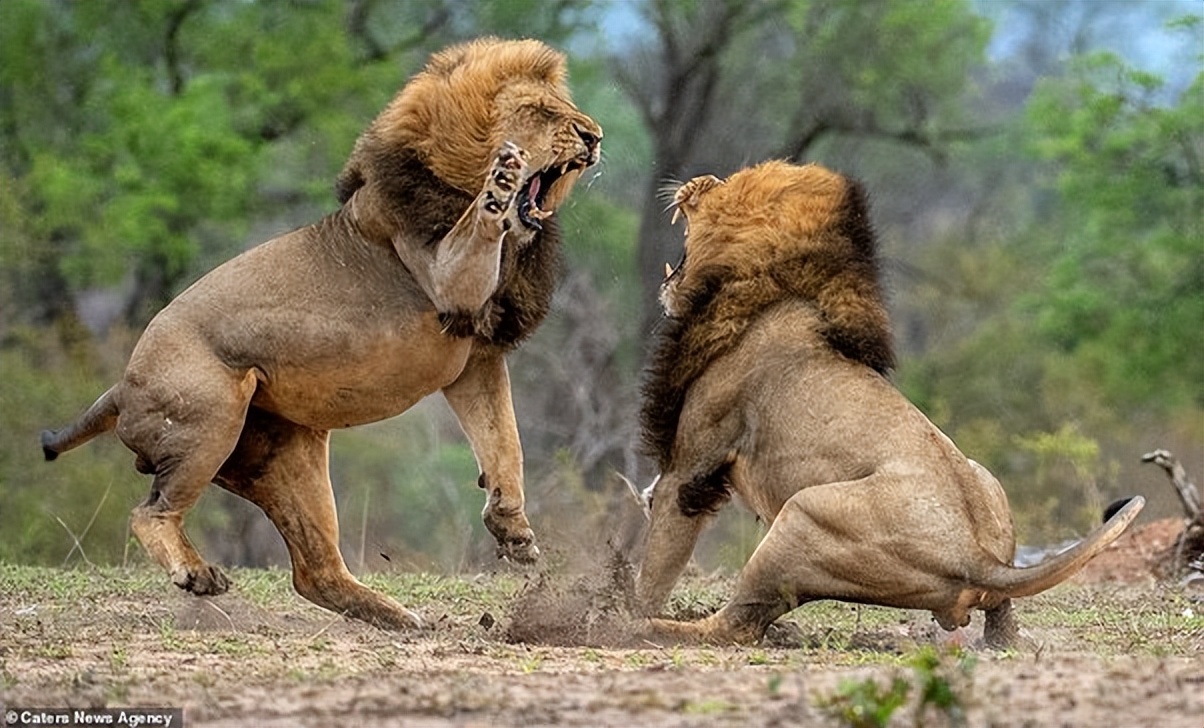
[634,161,1142,647]
[41,38,602,629]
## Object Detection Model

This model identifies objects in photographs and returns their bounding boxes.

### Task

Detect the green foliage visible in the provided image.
[1025,49,1204,413]
[815,646,975,728]
[0,334,141,565]
[817,672,911,728]
[909,646,974,727]
[897,19,1202,543]
[328,414,486,572]
[790,0,991,133]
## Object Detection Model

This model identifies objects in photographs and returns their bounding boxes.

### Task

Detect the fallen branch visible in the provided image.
[1141,449,1202,524]
[1141,449,1204,577]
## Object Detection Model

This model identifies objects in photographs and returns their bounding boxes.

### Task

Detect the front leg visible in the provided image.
[394,142,527,318]
[442,346,538,563]
[634,471,710,615]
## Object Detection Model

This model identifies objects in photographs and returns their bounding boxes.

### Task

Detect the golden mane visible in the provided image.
[333,37,597,351]
[641,161,895,468]
[338,38,570,197]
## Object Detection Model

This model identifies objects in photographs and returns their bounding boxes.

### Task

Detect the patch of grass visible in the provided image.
[157,620,185,650]
[227,568,294,607]
[663,578,730,620]
[1020,585,1204,656]
[307,635,333,653]
[363,571,523,616]
[108,646,128,671]
[766,672,784,698]
[816,672,912,728]
[0,564,164,603]
[669,645,686,669]
[814,646,976,728]
[192,671,217,688]
[374,647,399,669]
[209,635,258,657]
[518,653,543,674]
[3,563,1201,667]
[34,642,73,659]
[624,651,653,668]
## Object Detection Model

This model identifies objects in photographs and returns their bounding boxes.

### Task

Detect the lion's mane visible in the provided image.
[640,164,895,469]
[333,39,566,351]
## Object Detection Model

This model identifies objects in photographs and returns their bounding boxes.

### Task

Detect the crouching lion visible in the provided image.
[41,38,602,629]
[633,160,1143,647]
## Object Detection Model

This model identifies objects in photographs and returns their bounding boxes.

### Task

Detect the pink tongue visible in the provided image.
[527,175,541,202]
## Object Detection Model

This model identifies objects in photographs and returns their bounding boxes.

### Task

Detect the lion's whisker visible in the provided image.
[656,178,684,204]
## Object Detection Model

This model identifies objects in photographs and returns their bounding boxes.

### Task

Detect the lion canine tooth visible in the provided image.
[664,262,673,279]
[670,207,682,226]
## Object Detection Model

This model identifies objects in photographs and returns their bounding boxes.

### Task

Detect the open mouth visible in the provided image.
[663,252,685,281]
[517,160,587,230]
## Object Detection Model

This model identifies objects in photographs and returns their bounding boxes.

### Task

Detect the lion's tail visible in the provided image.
[979,495,1144,598]
[42,386,120,461]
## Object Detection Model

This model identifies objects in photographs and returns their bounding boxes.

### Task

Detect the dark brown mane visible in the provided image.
[640,182,894,470]
[337,146,562,352]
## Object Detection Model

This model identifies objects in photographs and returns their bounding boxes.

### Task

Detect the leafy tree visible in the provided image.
[1025,46,1204,415]
[611,0,992,331]
[899,15,1203,540]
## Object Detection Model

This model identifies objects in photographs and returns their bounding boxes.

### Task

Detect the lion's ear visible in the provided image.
[335,164,364,204]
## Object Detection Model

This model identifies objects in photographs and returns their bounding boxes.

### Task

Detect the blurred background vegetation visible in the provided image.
[1,0,1200,574]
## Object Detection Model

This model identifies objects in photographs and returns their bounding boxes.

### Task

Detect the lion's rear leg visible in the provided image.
[983,598,1018,648]
[216,409,422,630]
[646,523,803,645]
[125,369,259,596]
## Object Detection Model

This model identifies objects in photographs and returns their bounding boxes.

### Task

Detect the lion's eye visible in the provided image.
[527,105,558,122]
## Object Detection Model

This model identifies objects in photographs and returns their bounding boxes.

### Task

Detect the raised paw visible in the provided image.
[670,174,724,226]
[171,563,230,596]
[482,141,528,217]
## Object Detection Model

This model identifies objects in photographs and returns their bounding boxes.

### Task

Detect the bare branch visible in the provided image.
[163,0,202,96]
[346,0,451,65]
[1142,448,1202,523]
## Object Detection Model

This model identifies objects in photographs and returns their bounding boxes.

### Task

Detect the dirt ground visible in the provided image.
[2,521,1202,728]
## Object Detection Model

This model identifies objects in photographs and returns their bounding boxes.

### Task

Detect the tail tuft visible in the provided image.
[41,430,60,461]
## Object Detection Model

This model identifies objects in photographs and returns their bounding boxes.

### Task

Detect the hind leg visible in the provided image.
[645,513,800,645]
[983,598,1018,648]
[216,408,421,630]
[647,477,956,645]
[122,368,259,596]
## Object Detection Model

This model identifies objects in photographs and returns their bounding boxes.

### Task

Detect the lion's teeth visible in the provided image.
[664,262,673,279]
[670,207,681,226]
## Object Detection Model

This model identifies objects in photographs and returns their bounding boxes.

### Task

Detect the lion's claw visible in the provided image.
[481,141,528,223]
[497,536,540,564]
[482,500,539,565]
[171,564,230,596]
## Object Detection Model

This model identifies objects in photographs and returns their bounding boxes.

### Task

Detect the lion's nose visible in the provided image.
[575,124,601,162]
